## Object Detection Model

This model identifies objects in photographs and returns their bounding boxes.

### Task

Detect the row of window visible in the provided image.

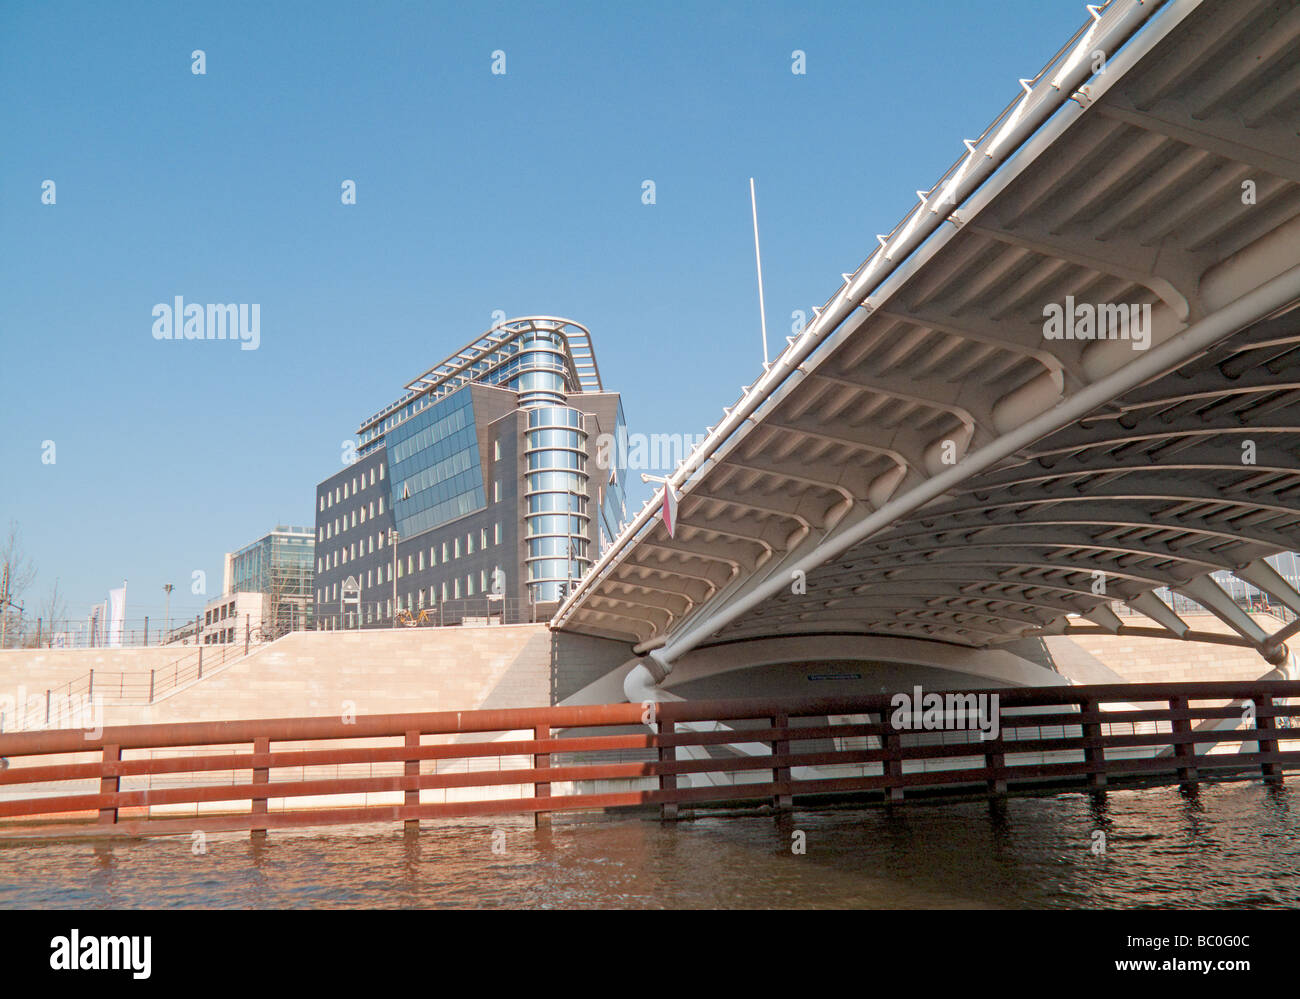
[204,627,237,645]
[317,567,501,606]
[320,464,385,511]
[317,524,504,575]
[321,497,386,541]
[204,600,236,626]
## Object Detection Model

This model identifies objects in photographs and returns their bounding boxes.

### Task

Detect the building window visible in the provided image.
[343,482,349,500]
[352,476,357,493]
[494,480,500,503]
[442,541,449,562]
[454,538,460,558]
[367,569,372,588]
[397,560,403,579]
[494,523,501,545]
[379,497,384,514]
[480,569,487,591]
[351,510,357,528]
[442,581,449,602]
[494,440,501,461]
[418,551,424,571]
[370,468,376,486]
[360,506,366,524]
[417,589,425,609]
[454,579,460,599]
[430,547,436,567]
[467,575,475,596]
[379,464,385,480]
[480,528,488,548]
[467,533,475,555]
[319,496,325,512]
[368,536,374,554]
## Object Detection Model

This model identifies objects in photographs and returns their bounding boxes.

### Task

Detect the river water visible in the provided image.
[2,781,1298,908]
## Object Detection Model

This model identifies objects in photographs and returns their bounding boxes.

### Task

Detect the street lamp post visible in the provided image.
[162,583,174,646]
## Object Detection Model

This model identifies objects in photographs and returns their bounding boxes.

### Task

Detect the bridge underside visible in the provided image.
[554,0,1300,691]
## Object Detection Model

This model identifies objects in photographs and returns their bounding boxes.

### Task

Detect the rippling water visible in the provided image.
[2,781,1298,908]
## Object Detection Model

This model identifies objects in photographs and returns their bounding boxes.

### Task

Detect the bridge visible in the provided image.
[5,0,1300,838]
[552,0,1300,705]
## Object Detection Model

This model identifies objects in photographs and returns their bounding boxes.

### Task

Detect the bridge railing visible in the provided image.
[0,680,1297,839]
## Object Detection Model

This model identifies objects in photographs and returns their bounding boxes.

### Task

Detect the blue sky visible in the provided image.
[0,0,1092,623]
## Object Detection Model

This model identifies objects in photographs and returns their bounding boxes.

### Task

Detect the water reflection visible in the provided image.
[0,782,1297,909]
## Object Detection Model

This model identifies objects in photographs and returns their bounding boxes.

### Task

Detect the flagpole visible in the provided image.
[750,177,770,366]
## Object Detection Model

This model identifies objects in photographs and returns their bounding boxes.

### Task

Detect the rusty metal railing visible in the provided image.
[0,680,1297,840]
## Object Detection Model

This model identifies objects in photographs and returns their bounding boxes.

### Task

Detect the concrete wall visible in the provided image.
[0,624,557,732]
[1051,612,1285,685]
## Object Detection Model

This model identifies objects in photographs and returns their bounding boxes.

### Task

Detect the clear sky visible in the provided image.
[1,0,1093,625]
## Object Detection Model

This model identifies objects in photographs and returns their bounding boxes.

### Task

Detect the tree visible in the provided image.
[0,521,37,649]
[29,579,68,648]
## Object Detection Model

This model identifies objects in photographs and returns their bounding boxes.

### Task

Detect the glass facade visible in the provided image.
[229,527,315,632]
[599,400,628,550]
[524,404,590,601]
[386,390,486,539]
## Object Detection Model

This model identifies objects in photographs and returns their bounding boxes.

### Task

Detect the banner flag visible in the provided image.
[663,483,679,538]
[107,587,126,648]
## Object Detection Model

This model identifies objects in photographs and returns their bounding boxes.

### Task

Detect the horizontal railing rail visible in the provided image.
[0,680,1296,839]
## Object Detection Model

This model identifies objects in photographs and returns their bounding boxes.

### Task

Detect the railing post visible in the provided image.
[35,617,41,648]
[87,669,94,701]
[882,714,904,803]
[99,744,121,825]
[1170,694,1198,787]
[197,646,203,679]
[404,730,420,833]
[771,711,792,811]
[245,615,250,655]
[1082,696,1106,790]
[1257,694,1283,784]
[143,616,148,646]
[148,669,155,703]
[44,689,50,726]
[658,712,677,821]
[533,722,551,827]
[252,735,270,842]
[984,725,1007,797]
